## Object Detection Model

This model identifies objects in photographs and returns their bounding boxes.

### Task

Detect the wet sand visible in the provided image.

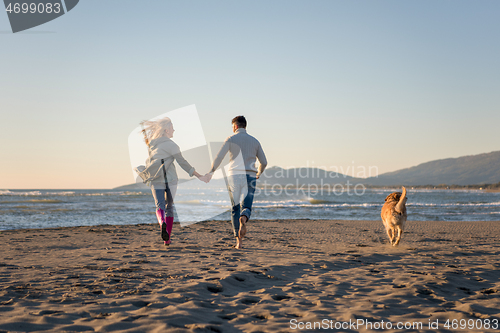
[1,219,500,332]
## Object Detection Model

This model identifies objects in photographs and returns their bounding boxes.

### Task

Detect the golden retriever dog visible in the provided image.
[381,186,407,246]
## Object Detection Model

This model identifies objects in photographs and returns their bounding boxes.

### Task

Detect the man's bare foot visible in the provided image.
[235,236,242,249]
[239,215,247,238]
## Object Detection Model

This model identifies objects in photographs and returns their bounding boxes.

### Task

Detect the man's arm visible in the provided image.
[209,138,231,173]
[256,143,267,179]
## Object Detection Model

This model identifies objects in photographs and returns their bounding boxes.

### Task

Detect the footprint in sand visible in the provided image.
[240,297,260,305]
[37,310,64,315]
[233,276,245,282]
[224,257,241,263]
[122,315,148,322]
[271,294,291,301]
[218,313,237,320]
[207,285,224,293]
[253,313,273,320]
[185,324,222,332]
[131,300,150,308]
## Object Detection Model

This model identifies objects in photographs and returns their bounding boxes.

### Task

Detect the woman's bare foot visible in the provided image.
[235,236,242,249]
[239,215,247,238]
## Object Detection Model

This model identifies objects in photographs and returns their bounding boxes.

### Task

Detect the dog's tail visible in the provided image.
[395,186,407,213]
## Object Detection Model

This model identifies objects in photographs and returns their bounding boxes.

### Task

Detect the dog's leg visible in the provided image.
[394,227,402,246]
[385,227,394,245]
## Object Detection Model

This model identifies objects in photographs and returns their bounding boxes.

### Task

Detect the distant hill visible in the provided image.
[260,166,360,185]
[366,150,500,186]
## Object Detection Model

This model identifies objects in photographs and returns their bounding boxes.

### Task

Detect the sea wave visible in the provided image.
[176,200,205,205]
[0,190,150,197]
[119,191,149,196]
[252,199,500,209]
[0,190,44,196]
[408,202,500,207]
[0,199,64,204]
[254,202,381,209]
[0,190,76,196]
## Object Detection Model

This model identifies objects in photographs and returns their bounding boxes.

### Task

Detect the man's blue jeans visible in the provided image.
[228,174,257,237]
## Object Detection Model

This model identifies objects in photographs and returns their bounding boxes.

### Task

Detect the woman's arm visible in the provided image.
[165,141,209,182]
[171,147,208,182]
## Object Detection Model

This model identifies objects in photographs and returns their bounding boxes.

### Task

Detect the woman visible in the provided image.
[138,117,206,245]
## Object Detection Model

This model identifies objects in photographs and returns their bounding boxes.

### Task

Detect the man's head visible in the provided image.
[232,116,247,132]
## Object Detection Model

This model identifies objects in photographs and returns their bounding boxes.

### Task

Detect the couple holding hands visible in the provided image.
[138,116,267,249]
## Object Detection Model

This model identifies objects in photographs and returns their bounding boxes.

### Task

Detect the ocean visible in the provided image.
[1,187,499,231]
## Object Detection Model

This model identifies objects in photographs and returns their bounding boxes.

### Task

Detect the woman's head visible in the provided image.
[141,117,175,144]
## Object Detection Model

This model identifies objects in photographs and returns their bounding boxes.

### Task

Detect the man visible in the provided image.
[206,116,267,249]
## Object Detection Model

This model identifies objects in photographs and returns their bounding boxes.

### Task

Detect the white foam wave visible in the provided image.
[408,202,500,207]
[45,191,76,196]
[254,202,381,209]
[0,190,43,196]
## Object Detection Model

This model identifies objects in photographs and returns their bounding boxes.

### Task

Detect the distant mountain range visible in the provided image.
[366,150,500,186]
[260,150,500,186]
[114,150,500,189]
[259,167,357,185]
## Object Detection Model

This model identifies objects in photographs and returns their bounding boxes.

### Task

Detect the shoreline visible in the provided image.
[1,219,500,332]
[2,218,500,233]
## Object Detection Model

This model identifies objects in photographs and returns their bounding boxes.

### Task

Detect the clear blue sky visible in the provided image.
[1,1,499,188]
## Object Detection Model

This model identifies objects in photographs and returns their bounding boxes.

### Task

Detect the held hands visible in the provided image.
[195,171,213,183]
[197,172,213,183]
[194,171,210,183]
[203,172,213,183]
[198,174,210,183]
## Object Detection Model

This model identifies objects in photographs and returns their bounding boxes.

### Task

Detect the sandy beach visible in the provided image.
[1,219,500,332]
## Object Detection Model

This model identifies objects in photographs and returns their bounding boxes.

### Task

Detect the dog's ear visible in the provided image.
[385,192,402,202]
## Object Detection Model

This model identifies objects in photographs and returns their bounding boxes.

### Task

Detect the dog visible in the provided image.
[381,186,407,246]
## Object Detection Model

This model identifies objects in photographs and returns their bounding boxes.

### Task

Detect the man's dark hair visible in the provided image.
[232,115,247,128]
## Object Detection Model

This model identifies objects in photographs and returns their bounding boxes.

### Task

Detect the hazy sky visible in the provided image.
[1,1,499,189]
